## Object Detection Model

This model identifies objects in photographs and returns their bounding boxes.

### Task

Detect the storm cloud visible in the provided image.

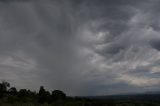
[0,0,160,96]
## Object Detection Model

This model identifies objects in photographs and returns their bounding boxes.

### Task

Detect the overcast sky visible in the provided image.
[0,0,160,96]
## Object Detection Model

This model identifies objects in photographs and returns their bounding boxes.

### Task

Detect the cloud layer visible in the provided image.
[0,0,160,96]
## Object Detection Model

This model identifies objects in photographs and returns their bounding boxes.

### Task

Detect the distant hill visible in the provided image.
[82,92,160,102]
[144,91,160,95]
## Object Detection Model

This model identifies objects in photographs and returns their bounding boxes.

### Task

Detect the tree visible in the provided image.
[0,81,10,98]
[38,86,52,103]
[52,90,66,101]
[38,86,46,103]
[1,81,10,91]
[18,89,30,97]
[38,86,45,96]
[8,87,17,95]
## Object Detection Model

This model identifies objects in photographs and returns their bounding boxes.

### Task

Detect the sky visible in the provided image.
[0,0,160,96]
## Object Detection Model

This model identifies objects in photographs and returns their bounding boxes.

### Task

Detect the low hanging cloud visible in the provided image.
[0,0,160,96]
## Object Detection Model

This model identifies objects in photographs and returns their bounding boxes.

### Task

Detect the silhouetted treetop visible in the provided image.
[52,90,66,100]
[8,87,17,95]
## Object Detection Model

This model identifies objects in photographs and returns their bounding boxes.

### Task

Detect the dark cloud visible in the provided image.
[150,38,160,51]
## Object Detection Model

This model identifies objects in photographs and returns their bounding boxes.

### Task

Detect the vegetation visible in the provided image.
[0,81,160,106]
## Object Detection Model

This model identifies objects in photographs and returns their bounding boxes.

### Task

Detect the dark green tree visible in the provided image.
[38,86,52,104]
[38,86,45,96]
[0,81,10,98]
[52,90,66,101]
[8,87,17,95]
[18,89,29,97]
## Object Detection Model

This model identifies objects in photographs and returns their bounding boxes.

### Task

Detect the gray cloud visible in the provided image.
[150,38,160,51]
[0,0,160,96]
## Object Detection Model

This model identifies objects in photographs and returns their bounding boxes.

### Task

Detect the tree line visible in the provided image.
[0,81,66,104]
